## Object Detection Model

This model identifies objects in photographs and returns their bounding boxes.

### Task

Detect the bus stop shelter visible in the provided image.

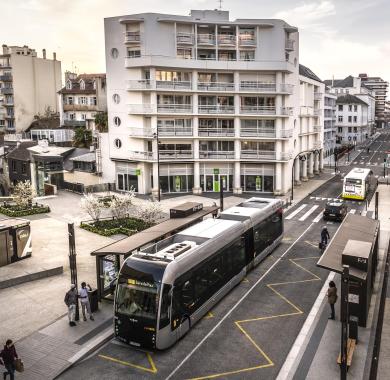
[91,204,219,300]
[317,213,380,327]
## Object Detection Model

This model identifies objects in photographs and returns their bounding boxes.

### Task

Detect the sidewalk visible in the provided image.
[15,301,113,380]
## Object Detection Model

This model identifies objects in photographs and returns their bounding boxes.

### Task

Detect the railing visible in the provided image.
[63,104,98,111]
[198,128,235,137]
[63,120,86,127]
[239,36,256,46]
[124,31,141,43]
[314,108,321,116]
[159,150,193,160]
[240,127,276,138]
[129,151,154,161]
[198,105,235,114]
[156,80,192,90]
[279,84,294,94]
[240,105,276,115]
[241,150,277,160]
[313,141,322,149]
[279,129,294,138]
[176,32,194,45]
[285,39,295,50]
[128,104,155,114]
[281,107,293,116]
[198,82,235,91]
[313,125,322,132]
[126,79,153,90]
[0,74,12,81]
[240,82,276,92]
[3,133,28,142]
[197,34,216,45]
[197,55,216,61]
[157,104,192,113]
[299,106,314,116]
[199,151,235,159]
[129,128,153,137]
[1,88,13,95]
[218,35,236,45]
[5,113,14,119]
[158,126,193,136]
[314,92,323,100]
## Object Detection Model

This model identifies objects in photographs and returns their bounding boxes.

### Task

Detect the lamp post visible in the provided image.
[153,130,161,202]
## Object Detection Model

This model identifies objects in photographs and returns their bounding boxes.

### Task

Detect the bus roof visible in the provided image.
[344,167,372,179]
[177,218,240,239]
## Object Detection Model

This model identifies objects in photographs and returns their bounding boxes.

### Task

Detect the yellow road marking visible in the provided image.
[241,277,249,283]
[99,352,157,374]
[305,240,318,248]
[204,311,214,319]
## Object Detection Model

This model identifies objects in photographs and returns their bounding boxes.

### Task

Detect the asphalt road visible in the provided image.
[59,131,390,380]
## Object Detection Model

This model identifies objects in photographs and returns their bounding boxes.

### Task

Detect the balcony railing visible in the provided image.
[197,34,216,45]
[63,120,86,127]
[198,128,235,137]
[239,36,256,46]
[240,127,275,138]
[0,74,12,81]
[313,141,322,149]
[176,32,194,45]
[129,128,153,138]
[129,104,155,114]
[240,82,276,92]
[157,104,192,113]
[129,151,154,161]
[124,31,141,43]
[300,106,314,116]
[279,84,294,94]
[198,82,235,91]
[314,108,321,116]
[240,105,276,115]
[199,151,235,159]
[63,104,98,112]
[159,150,193,160]
[198,105,235,114]
[313,125,322,132]
[218,35,236,46]
[241,150,291,161]
[314,92,323,100]
[1,88,13,95]
[126,79,153,90]
[156,80,192,90]
[285,39,295,50]
[158,126,193,136]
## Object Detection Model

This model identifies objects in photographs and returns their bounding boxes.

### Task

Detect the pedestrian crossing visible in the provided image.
[284,203,375,223]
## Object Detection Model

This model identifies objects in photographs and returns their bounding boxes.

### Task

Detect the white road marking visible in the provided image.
[165,223,316,380]
[313,211,324,223]
[349,209,356,214]
[285,204,307,220]
[361,210,367,216]
[298,205,319,221]
[316,197,321,200]
[322,198,326,201]
[310,196,314,200]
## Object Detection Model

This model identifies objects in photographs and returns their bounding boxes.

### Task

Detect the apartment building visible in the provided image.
[324,89,337,159]
[103,10,324,195]
[358,73,388,128]
[0,45,62,133]
[58,72,107,130]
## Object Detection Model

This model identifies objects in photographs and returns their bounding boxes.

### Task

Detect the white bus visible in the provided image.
[342,168,374,200]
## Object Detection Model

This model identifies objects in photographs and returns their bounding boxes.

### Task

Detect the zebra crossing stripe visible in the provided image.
[313,211,324,223]
[349,209,356,214]
[361,210,367,216]
[285,204,307,220]
[316,197,321,200]
[298,205,319,221]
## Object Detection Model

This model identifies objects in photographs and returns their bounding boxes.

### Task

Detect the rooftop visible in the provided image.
[299,64,322,83]
[336,94,368,106]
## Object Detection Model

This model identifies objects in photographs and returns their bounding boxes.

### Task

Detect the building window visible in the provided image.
[69,113,75,120]
[93,81,96,90]
[353,116,357,123]
[113,94,120,104]
[338,104,343,111]
[90,97,97,106]
[21,162,27,175]
[348,105,352,112]
[80,80,85,90]
[11,161,17,172]
[338,127,342,133]
[177,49,192,59]
[79,96,87,105]
[114,138,122,149]
[348,116,352,122]
[66,80,72,90]
[111,48,119,59]
[127,50,141,58]
[348,127,352,133]
[354,105,357,112]
[0,120,4,126]
[114,116,121,126]
[338,116,343,122]
[81,114,86,120]
[239,50,255,61]
[67,96,73,105]
[354,127,358,133]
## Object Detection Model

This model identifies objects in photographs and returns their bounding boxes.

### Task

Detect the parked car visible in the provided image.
[323,201,348,222]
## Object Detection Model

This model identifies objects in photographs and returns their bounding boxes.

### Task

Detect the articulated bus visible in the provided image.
[342,168,375,200]
[114,198,283,349]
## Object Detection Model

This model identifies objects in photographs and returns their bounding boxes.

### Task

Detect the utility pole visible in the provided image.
[219,177,224,211]
[340,265,350,380]
[68,223,79,321]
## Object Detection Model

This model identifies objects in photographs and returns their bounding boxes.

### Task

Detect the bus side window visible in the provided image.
[159,284,171,330]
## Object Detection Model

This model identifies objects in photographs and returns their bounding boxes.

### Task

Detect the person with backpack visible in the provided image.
[64,284,78,327]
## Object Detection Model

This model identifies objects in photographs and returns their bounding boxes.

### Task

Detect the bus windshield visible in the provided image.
[116,282,158,320]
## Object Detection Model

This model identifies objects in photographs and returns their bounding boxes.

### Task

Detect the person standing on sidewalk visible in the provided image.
[79,282,94,321]
[64,284,78,327]
[327,281,338,320]
[0,339,18,380]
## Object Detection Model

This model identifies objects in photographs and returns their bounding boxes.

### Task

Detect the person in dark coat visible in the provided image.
[64,284,78,326]
[321,226,330,246]
[0,339,18,380]
[327,281,338,320]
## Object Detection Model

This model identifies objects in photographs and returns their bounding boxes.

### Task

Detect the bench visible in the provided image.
[337,338,356,368]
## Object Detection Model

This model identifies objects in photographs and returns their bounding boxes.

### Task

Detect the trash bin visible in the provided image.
[349,315,359,342]
[88,289,99,313]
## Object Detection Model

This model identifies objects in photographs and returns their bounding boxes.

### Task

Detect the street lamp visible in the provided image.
[152,130,161,202]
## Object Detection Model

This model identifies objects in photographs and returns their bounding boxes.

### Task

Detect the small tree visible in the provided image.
[94,112,108,133]
[13,180,35,209]
[137,200,162,224]
[73,127,92,148]
[109,190,135,219]
[80,193,103,221]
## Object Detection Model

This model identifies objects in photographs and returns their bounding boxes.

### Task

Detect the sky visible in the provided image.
[2,0,390,84]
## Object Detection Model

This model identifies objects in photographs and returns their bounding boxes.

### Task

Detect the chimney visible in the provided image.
[42,49,46,59]
[53,52,56,60]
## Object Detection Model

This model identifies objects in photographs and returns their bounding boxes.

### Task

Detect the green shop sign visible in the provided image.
[213,168,219,175]
[135,169,141,176]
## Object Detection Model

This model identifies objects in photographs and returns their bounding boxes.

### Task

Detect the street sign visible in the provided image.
[135,169,141,176]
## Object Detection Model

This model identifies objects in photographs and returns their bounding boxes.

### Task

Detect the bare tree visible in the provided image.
[137,200,163,224]
[13,180,35,209]
[109,190,135,219]
[80,193,103,221]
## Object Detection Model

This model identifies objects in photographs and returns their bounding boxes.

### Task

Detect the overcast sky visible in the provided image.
[2,0,390,83]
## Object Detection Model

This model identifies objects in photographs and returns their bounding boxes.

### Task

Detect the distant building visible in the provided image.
[0,45,62,133]
[324,89,337,159]
[58,72,107,131]
[358,73,388,128]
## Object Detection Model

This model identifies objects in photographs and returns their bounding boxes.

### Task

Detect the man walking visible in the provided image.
[79,282,94,321]
[327,281,338,320]
[0,339,18,380]
[64,284,78,327]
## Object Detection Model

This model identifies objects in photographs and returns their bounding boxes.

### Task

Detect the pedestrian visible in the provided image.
[79,282,94,321]
[64,284,78,327]
[0,339,18,380]
[327,281,338,320]
[321,226,330,247]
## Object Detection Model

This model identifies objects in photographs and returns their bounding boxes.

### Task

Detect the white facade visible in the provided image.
[0,45,62,133]
[324,91,337,159]
[103,10,324,195]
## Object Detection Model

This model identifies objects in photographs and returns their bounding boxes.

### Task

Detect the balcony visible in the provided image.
[241,150,291,161]
[63,104,98,112]
[159,150,193,160]
[124,31,141,44]
[198,105,235,114]
[239,82,276,92]
[314,92,323,101]
[1,88,13,95]
[157,104,192,113]
[126,79,154,90]
[218,34,236,46]
[285,39,295,51]
[129,128,153,138]
[239,36,256,46]
[198,128,235,137]
[129,104,155,114]
[314,108,321,116]
[279,84,294,94]
[129,151,154,161]
[198,82,235,92]
[240,105,276,115]
[199,151,235,159]
[313,125,322,132]
[176,32,194,45]
[313,141,323,149]
[197,34,216,46]
[156,80,192,90]
[5,114,14,119]
[158,126,193,137]
[0,74,12,81]
[240,127,276,138]
[300,106,314,116]
[63,120,86,127]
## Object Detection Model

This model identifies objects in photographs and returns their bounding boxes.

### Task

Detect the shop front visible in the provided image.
[200,163,233,192]
[160,164,194,193]
[116,162,139,192]
[241,164,274,193]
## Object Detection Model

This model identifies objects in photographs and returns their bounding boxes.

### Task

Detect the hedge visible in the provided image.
[0,204,51,217]
[80,217,153,237]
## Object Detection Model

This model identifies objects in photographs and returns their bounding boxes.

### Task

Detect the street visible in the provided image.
[58,132,390,380]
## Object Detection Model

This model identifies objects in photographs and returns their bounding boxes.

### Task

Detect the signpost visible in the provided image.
[340,265,350,380]
[68,223,79,321]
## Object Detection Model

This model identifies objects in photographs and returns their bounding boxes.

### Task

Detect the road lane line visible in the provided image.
[312,211,323,223]
[165,223,316,380]
[285,204,307,220]
[298,205,319,221]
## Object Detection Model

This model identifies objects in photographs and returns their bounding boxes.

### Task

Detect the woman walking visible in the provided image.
[327,281,338,320]
[0,339,18,380]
